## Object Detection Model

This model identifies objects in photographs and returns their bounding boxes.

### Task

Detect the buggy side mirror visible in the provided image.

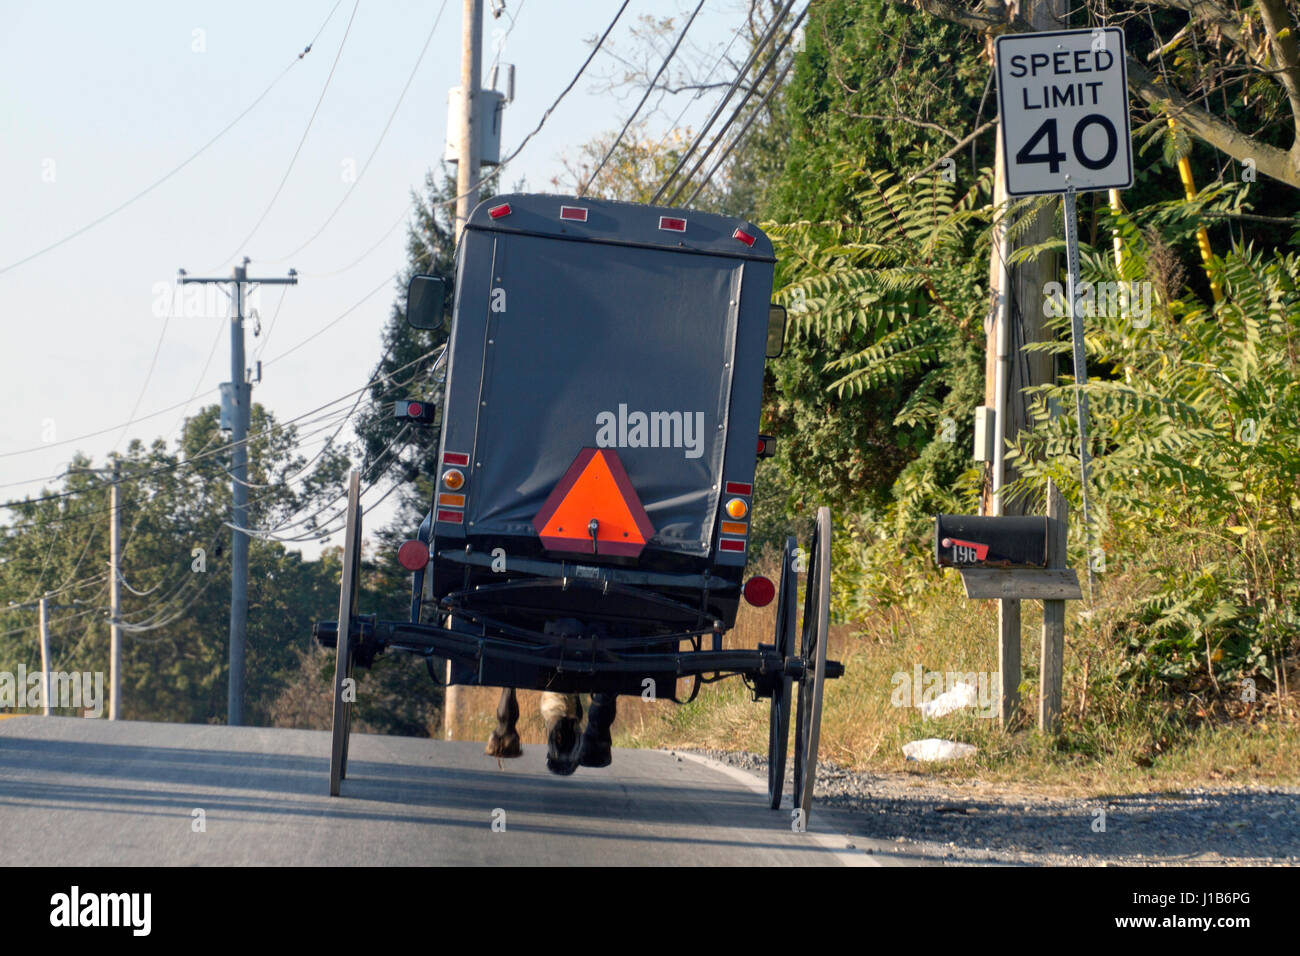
[406,274,447,330]
[766,304,787,359]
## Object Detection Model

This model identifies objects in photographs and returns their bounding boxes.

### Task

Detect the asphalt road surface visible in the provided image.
[0,716,892,865]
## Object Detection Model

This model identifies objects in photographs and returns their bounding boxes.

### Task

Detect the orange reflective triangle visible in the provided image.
[532,448,655,557]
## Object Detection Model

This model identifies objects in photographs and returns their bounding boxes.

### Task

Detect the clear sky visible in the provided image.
[0,0,752,557]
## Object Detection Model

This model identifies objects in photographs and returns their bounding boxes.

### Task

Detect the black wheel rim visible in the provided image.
[792,508,830,820]
[329,470,362,796]
[767,536,797,809]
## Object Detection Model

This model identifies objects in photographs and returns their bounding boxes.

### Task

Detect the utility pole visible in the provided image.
[11,593,89,714]
[983,0,1066,727]
[984,0,1066,518]
[38,595,51,716]
[178,260,297,725]
[444,0,484,741]
[109,458,121,720]
[454,0,484,240]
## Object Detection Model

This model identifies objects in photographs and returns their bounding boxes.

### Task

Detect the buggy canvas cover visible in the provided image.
[438,195,775,559]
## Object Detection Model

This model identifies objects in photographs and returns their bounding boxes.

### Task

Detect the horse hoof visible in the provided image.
[485,731,522,758]
[545,717,582,776]
[579,737,612,768]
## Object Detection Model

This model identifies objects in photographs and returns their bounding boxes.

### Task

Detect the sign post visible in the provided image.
[995,26,1133,601]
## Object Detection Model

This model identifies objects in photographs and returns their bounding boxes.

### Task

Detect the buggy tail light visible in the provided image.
[743,576,775,607]
[397,540,430,571]
[442,468,465,490]
[488,203,512,219]
[725,497,748,519]
[733,227,756,247]
[395,400,437,425]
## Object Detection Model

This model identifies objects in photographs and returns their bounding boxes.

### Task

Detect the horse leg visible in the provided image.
[579,692,617,768]
[485,687,523,758]
[540,691,583,776]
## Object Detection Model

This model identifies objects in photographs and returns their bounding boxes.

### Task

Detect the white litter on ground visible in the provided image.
[902,738,977,762]
[919,680,979,719]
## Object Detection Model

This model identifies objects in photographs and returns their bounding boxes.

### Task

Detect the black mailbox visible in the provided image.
[934,515,1050,569]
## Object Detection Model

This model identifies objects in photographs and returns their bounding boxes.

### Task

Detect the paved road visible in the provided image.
[0,717,888,865]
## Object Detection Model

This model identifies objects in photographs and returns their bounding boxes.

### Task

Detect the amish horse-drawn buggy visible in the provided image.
[313,193,844,819]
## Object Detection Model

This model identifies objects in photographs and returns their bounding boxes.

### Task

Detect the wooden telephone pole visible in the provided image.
[444,0,484,740]
[177,261,298,725]
[985,0,1067,727]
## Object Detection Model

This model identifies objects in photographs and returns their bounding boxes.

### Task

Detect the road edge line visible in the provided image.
[668,750,878,867]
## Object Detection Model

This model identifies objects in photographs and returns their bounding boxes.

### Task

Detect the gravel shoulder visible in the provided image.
[695,749,1300,866]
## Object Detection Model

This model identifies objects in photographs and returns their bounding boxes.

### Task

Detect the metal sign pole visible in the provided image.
[1062,187,1095,600]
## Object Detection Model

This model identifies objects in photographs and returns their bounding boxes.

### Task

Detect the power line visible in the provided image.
[487,0,525,76]
[208,0,363,270]
[260,271,399,366]
[0,3,344,278]
[497,0,630,169]
[579,0,707,198]
[667,4,805,206]
[0,268,394,464]
[652,0,797,205]
[1,344,442,514]
[295,202,412,278]
[269,1,451,263]
[679,11,804,206]
[253,287,290,362]
[0,389,220,461]
[326,0,628,265]
[648,9,751,158]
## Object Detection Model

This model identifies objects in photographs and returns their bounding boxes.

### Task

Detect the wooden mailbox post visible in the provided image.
[935,481,1081,732]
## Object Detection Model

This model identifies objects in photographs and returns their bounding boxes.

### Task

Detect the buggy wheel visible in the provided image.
[792,507,831,824]
[329,469,362,797]
[767,536,797,809]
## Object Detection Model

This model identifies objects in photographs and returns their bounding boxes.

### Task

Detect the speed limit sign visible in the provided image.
[995,28,1133,196]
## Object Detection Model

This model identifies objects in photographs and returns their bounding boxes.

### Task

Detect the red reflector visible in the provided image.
[437,509,463,524]
[443,452,470,467]
[560,205,588,222]
[743,576,775,607]
[407,402,423,417]
[733,227,756,247]
[659,216,687,232]
[397,539,430,571]
[488,203,512,219]
[719,539,746,552]
[725,481,752,496]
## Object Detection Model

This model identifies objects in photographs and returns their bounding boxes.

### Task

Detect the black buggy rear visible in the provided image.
[313,194,844,820]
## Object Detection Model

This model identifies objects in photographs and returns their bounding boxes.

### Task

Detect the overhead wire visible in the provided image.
[579,0,707,198]
[652,0,797,205]
[8,341,444,631]
[0,1,344,278]
[206,0,362,271]
[0,270,414,486]
[664,2,804,206]
[497,0,630,170]
[680,13,804,207]
[647,8,751,158]
[269,0,451,263]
